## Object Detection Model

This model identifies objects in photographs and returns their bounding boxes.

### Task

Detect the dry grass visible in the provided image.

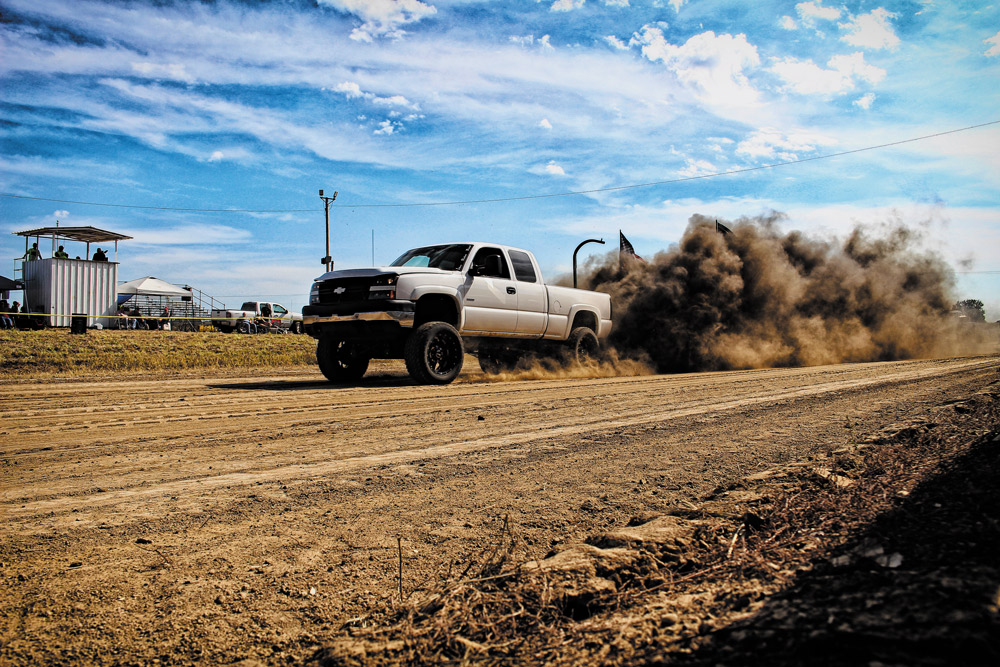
[0,329,318,376]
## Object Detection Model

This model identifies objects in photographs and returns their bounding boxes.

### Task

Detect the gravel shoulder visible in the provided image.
[2,355,998,665]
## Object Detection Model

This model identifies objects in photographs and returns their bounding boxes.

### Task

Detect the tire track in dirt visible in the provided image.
[4,357,995,516]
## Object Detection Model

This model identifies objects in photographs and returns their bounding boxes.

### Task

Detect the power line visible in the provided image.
[1,120,997,212]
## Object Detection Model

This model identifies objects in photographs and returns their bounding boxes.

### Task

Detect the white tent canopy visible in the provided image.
[117,277,191,297]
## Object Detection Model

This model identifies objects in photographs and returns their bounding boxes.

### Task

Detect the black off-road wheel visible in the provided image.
[291,321,303,334]
[477,342,520,375]
[405,322,464,384]
[566,326,600,364]
[317,336,370,382]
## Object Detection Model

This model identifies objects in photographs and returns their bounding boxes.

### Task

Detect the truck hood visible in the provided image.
[314,266,457,281]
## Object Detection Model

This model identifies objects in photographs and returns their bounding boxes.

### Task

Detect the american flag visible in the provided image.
[620,231,644,262]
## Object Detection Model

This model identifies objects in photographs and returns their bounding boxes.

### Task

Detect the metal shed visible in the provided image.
[14,226,133,327]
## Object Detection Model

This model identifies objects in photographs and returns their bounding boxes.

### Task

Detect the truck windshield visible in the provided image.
[390,244,472,271]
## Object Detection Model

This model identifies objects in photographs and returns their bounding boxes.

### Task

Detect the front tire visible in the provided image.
[405,322,464,384]
[566,326,600,364]
[317,337,370,382]
[291,321,303,334]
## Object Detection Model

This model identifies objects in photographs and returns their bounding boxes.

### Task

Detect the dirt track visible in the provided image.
[2,355,998,665]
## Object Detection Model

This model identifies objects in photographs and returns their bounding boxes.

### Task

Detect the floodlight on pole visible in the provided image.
[573,238,605,289]
[319,189,338,272]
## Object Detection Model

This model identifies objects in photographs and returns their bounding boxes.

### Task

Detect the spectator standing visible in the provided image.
[54,246,70,259]
[160,305,171,330]
[25,243,41,260]
[0,298,12,329]
[93,248,108,262]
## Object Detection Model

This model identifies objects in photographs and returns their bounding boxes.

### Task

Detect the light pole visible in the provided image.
[573,238,605,288]
[319,189,337,272]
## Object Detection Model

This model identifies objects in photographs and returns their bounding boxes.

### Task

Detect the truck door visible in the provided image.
[462,247,518,333]
[271,303,288,327]
[508,249,546,335]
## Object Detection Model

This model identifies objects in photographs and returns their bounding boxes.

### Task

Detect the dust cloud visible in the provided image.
[581,213,996,373]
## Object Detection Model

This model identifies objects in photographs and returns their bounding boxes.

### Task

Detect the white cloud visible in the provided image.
[120,223,252,246]
[318,0,437,42]
[678,158,717,177]
[985,31,1000,57]
[771,52,885,96]
[373,120,396,135]
[551,0,585,11]
[604,0,630,6]
[632,27,762,108]
[539,118,553,129]
[796,1,841,22]
[779,16,797,31]
[510,34,553,49]
[736,128,837,161]
[854,92,876,109]
[131,62,195,83]
[208,150,224,162]
[668,0,686,12]
[605,35,629,50]
[333,81,419,110]
[840,8,900,51]
[54,210,70,218]
[545,161,567,176]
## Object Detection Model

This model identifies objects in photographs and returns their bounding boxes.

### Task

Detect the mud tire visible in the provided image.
[566,326,600,364]
[317,337,370,382]
[477,343,520,375]
[405,322,464,385]
[291,321,303,334]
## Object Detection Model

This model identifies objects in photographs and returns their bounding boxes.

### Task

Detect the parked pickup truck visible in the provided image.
[211,301,304,334]
[302,242,612,384]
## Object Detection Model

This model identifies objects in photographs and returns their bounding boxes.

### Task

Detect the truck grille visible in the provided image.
[318,278,372,305]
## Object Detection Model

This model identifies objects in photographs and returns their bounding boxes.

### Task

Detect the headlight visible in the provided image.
[368,274,398,300]
[309,282,320,305]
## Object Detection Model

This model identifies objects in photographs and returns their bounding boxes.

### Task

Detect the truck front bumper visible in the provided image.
[302,304,415,339]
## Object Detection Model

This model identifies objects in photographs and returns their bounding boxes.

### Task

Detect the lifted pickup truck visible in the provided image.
[302,242,612,384]
[211,301,304,334]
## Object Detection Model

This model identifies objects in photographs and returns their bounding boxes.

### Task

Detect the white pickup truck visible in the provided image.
[211,301,304,334]
[302,242,612,384]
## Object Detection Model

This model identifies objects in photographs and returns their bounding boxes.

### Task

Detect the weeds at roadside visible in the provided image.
[0,329,317,376]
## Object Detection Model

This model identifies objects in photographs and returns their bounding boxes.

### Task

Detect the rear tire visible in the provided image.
[566,326,600,364]
[477,342,520,374]
[291,321,303,334]
[317,337,370,382]
[405,322,464,384]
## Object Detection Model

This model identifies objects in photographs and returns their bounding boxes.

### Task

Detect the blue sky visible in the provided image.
[2,0,998,316]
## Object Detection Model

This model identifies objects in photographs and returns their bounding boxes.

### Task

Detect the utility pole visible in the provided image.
[319,189,337,272]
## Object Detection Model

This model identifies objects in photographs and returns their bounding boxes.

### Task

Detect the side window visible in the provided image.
[273,305,287,315]
[470,247,511,279]
[508,250,537,283]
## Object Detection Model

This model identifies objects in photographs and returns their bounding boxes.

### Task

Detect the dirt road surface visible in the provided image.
[2,355,998,665]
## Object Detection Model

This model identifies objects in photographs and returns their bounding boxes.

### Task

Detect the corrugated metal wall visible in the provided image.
[24,259,118,327]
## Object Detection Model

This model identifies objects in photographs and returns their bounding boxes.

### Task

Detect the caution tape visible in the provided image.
[0,311,301,322]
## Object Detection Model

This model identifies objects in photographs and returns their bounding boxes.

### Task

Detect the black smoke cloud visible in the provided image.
[583,213,989,373]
